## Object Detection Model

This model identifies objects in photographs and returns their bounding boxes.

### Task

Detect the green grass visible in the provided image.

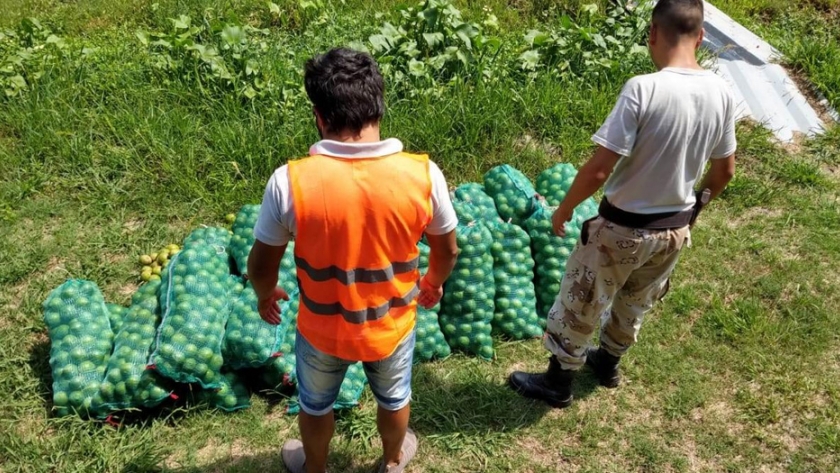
[2,0,840,472]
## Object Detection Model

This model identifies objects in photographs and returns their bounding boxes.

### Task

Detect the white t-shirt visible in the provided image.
[593,67,737,214]
[254,138,458,247]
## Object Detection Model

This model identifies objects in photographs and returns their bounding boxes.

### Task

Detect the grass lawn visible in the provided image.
[1,1,839,472]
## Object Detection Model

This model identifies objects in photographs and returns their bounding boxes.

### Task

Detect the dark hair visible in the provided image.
[652,0,704,40]
[304,48,385,135]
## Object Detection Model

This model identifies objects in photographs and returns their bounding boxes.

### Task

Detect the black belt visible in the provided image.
[598,189,711,230]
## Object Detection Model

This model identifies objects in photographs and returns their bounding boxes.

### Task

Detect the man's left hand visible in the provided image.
[417,277,443,309]
[258,287,290,325]
[552,205,573,237]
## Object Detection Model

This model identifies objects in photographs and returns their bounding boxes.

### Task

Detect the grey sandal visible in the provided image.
[281,439,307,473]
[377,428,418,473]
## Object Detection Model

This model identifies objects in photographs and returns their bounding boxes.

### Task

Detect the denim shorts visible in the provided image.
[295,330,415,416]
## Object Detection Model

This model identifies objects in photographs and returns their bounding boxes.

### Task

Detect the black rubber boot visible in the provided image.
[585,347,621,388]
[508,356,575,408]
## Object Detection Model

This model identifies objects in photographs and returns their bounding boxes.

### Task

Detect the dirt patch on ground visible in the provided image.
[725,207,784,229]
[516,435,581,471]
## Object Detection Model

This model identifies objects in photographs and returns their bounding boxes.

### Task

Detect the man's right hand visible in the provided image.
[258,287,290,325]
[417,276,443,309]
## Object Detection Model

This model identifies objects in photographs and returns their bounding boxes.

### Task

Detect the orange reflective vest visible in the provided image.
[289,152,433,361]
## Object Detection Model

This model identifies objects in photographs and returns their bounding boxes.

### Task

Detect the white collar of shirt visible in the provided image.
[309,138,404,159]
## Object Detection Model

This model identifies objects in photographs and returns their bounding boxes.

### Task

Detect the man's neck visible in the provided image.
[656,43,703,71]
[321,124,381,143]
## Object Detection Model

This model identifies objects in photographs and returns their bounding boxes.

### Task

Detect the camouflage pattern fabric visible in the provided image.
[544,217,690,370]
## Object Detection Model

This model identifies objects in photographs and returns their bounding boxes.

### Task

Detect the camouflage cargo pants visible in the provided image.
[545,216,691,370]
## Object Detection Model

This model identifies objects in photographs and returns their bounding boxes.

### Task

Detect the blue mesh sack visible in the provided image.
[484,165,539,226]
[43,280,115,417]
[94,280,174,414]
[439,201,495,360]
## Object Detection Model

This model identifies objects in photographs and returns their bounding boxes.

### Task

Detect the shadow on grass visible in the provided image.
[28,337,53,415]
[127,450,364,473]
[408,360,598,437]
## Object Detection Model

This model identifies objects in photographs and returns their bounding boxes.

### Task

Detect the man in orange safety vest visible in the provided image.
[248,48,459,473]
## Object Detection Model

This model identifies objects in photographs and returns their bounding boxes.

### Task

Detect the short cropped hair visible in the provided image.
[652,0,704,40]
[304,48,386,135]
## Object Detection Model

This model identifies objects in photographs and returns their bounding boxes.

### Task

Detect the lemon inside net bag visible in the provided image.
[196,370,251,412]
[486,218,543,340]
[524,200,598,322]
[536,163,579,207]
[483,165,540,226]
[95,280,174,414]
[452,183,500,221]
[43,280,115,418]
[150,231,233,389]
[229,204,298,293]
[413,241,451,363]
[223,280,297,369]
[438,201,495,360]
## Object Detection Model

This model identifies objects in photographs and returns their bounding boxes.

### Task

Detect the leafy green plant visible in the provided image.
[265,0,328,31]
[0,18,68,97]
[366,0,502,91]
[137,15,276,100]
[518,1,650,82]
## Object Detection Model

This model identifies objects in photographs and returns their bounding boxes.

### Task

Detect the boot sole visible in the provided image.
[507,378,573,409]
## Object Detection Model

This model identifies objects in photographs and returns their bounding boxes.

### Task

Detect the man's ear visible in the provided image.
[695,28,705,50]
[648,23,657,47]
[313,108,326,132]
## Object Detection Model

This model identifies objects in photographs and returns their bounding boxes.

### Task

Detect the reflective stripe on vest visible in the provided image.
[289,152,433,361]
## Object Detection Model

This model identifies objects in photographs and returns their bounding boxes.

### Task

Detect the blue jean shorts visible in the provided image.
[295,330,415,416]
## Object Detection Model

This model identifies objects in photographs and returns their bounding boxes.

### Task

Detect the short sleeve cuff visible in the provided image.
[710,147,737,159]
[425,219,458,236]
[592,134,632,157]
[253,228,291,247]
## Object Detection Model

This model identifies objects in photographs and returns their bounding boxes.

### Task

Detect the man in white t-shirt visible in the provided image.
[248,48,459,473]
[509,0,736,408]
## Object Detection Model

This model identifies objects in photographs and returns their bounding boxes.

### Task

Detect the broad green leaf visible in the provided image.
[582,3,598,15]
[368,34,391,52]
[518,50,540,70]
[408,59,426,77]
[422,32,444,49]
[592,34,607,49]
[136,31,150,46]
[630,44,647,55]
[268,1,281,15]
[525,30,550,46]
[9,74,27,89]
[221,26,245,46]
[171,15,191,30]
[243,86,257,99]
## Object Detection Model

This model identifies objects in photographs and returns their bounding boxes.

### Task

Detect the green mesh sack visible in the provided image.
[43,280,115,417]
[229,204,261,275]
[197,370,251,412]
[536,163,578,206]
[439,204,495,360]
[260,287,301,390]
[223,281,298,369]
[484,165,539,226]
[150,243,232,389]
[106,303,128,335]
[452,183,500,221]
[183,226,232,249]
[277,241,297,294]
[525,201,598,321]
[287,362,367,415]
[487,220,542,340]
[413,241,451,363]
[95,280,174,414]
